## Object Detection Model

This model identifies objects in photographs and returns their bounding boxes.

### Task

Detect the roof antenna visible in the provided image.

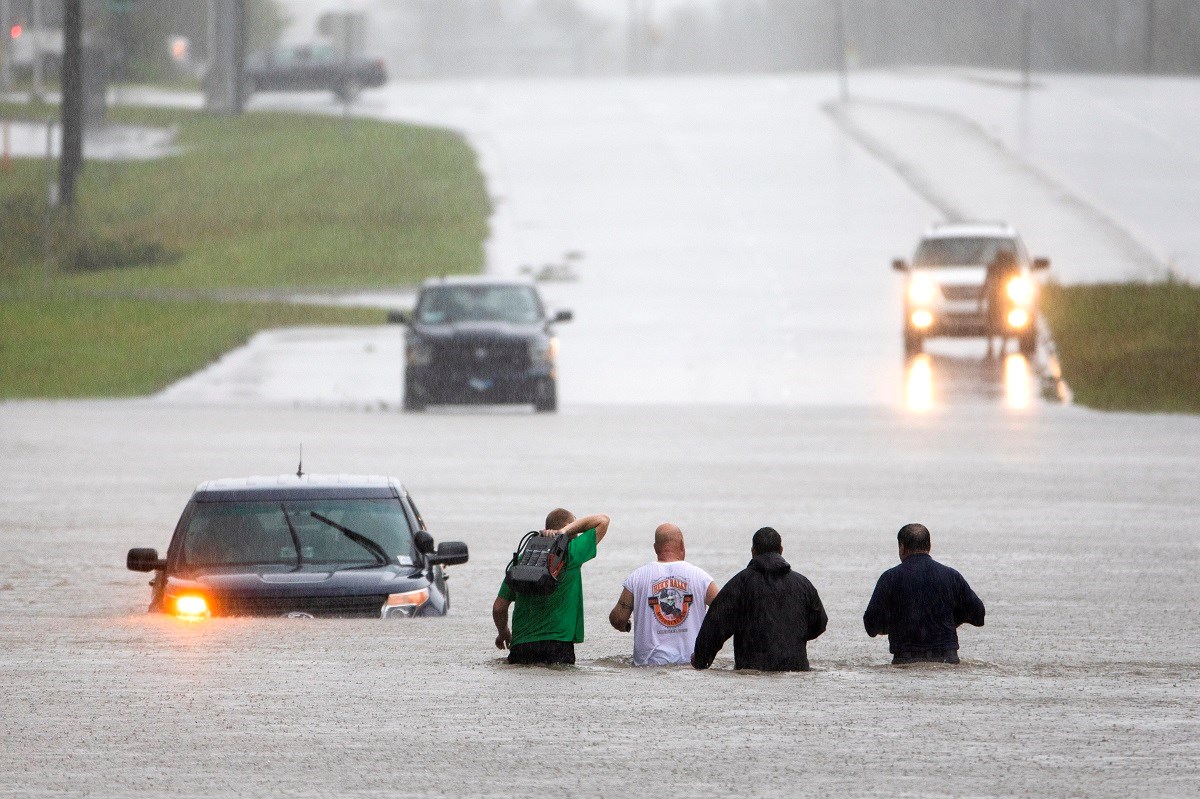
[296,444,304,478]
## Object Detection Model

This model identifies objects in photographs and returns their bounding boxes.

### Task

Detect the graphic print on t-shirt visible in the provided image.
[647,577,694,627]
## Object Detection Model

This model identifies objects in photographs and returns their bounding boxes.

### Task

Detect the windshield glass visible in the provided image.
[416,284,543,324]
[181,498,415,568]
[914,237,1020,267]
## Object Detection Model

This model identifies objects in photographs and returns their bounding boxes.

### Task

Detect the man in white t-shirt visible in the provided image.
[609,523,719,666]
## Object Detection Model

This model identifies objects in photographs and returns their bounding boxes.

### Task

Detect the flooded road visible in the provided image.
[5,73,1199,796]
[2,401,1198,796]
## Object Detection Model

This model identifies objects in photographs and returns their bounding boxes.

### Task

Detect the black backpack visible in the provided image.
[505,531,570,596]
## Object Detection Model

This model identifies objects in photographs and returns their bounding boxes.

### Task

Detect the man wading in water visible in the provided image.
[691,527,827,671]
[492,508,610,666]
[863,523,986,664]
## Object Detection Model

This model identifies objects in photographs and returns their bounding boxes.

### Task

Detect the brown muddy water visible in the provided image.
[1,402,1197,797]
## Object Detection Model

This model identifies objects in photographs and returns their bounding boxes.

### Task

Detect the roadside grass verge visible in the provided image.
[0,100,490,397]
[0,295,382,398]
[1041,282,1200,414]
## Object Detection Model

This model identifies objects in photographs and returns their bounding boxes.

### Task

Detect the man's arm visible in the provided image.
[609,587,633,632]
[705,581,720,605]
[954,573,986,628]
[806,581,828,641]
[492,596,512,650]
[692,576,740,669]
[551,513,611,543]
[862,574,890,637]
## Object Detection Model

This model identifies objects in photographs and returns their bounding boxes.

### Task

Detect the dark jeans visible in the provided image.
[508,639,576,666]
[893,648,960,665]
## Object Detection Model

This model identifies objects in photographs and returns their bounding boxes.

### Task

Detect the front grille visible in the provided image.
[215,594,387,618]
[433,338,529,371]
[940,284,982,302]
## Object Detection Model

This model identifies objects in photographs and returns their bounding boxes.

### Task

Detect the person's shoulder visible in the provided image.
[625,560,657,582]
[679,560,715,581]
[878,561,904,581]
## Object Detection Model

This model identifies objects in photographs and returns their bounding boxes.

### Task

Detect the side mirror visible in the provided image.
[127,548,166,572]
[386,309,411,325]
[892,259,909,273]
[427,541,469,567]
[552,309,573,323]
[413,530,435,555]
[1032,257,1050,271]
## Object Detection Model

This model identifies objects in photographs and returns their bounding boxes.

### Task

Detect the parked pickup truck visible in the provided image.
[243,44,387,102]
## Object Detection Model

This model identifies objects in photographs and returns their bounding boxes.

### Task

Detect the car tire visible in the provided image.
[1019,330,1037,358]
[903,330,924,357]
[533,380,557,413]
[403,382,426,412]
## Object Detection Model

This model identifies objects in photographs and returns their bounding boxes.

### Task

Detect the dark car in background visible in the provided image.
[392,277,572,412]
[243,44,387,102]
[127,475,467,619]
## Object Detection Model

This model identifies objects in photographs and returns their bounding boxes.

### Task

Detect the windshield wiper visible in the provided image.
[308,512,389,568]
[280,503,303,571]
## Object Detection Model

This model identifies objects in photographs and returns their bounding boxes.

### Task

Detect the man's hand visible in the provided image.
[495,628,511,650]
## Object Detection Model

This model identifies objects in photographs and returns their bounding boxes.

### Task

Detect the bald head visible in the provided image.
[653,523,686,562]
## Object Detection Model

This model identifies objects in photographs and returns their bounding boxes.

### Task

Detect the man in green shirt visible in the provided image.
[492,508,610,665]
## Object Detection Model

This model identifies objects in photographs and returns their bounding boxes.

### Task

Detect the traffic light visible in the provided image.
[10,24,23,39]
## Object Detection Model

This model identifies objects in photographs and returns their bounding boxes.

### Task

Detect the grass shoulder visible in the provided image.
[1,101,489,397]
[1041,281,1200,414]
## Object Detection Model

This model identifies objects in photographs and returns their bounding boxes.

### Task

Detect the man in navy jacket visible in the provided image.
[863,523,985,664]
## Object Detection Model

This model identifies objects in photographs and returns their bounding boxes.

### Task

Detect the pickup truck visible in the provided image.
[243,44,387,102]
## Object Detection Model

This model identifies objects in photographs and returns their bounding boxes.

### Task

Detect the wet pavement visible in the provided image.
[1,401,1197,796]
[4,72,1199,796]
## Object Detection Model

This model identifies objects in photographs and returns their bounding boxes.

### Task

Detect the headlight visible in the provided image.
[406,338,433,366]
[382,588,430,618]
[1007,308,1030,329]
[908,277,938,305]
[169,593,210,621]
[528,337,558,365]
[910,309,934,329]
[1006,276,1034,305]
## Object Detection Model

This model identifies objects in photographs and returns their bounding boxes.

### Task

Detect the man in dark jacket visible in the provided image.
[691,527,827,671]
[863,523,985,664]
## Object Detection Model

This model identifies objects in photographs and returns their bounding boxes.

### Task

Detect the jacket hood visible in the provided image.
[748,552,791,577]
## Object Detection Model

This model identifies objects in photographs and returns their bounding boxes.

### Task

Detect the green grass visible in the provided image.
[1041,281,1200,414]
[0,295,382,398]
[0,101,490,398]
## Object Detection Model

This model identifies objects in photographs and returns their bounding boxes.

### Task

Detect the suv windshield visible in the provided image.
[181,498,415,568]
[914,237,1021,267]
[416,284,543,325]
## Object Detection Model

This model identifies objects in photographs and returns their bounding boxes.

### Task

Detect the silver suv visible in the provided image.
[892,222,1049,356]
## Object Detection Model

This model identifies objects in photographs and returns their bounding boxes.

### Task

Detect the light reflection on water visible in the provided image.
[1003,353,1032,410]
[904,353,935,412]
[902,348,1037,412]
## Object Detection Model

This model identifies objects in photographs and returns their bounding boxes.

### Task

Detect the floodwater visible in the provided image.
[1,401,1198,796]
[4,72,1200,796]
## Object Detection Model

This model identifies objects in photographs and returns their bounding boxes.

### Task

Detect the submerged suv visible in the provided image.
[892,222,1049,356]
[127,475,468,619]
[392,277,571,412]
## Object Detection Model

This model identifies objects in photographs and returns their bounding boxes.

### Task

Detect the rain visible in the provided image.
[2,2,1198,796]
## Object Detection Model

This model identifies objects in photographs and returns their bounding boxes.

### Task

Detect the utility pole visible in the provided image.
[1144,0,1156,74]
[205,0,246,114]
[59,0,83,208]
[0,0,11,92]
